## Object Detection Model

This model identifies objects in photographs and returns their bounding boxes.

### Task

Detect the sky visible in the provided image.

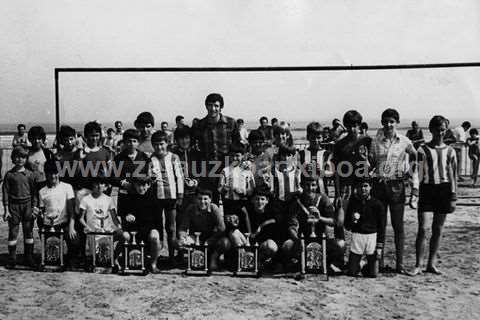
[1,0,480,129]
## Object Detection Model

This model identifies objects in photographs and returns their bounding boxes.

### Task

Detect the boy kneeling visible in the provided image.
[177,189,226,270]
[345,178,385,278]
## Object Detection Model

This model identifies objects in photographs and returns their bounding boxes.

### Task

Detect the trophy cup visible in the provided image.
[185,232,209,276]
[120,231,147,276]
[300,215,328,280]
[234,233,259,277]
[40,210,65,272]
[87,210,114,273]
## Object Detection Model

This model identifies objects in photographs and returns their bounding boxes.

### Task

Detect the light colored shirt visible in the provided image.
[149,152,184,199]
[371,129,419,190]
[453,126,467,143]
[39,182,74,225]
[219,165,255,200]
[79,193,116,231]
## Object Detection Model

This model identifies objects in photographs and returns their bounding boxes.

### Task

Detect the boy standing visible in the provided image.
[12,124,30,148]
[134,112,156,156]
[55,125,80,189]
[345,178,385,278]
[466,128,479,186]
[149,131,184,264]
[218,143,255,214]
[412,115,458,276]
[26,126,55,189]
[2,146,38,268]
[299,122,334,195]
[370,108,418,274]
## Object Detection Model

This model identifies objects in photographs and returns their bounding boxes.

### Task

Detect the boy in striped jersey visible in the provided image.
[412,115,457,276]
[298,122,334,195]
[149,131,184,266]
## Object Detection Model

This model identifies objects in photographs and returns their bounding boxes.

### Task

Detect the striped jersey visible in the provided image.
[149,152,184,199]
[269,160,302,201]
[219,165,255,200]
[417,144,457,194]
[298,148,334,177]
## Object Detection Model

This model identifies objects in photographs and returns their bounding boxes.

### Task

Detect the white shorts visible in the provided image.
[350,232,377,255]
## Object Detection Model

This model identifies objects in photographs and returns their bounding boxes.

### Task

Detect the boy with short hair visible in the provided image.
[466,128,479,186]
[2,146,38,268]
[55,125,80,188]
[171,126,201,235]
[218,142,255,214]
[412,115,458,276]
[38,159,79,265]
[119,175,163,272]
[103,128,116,153]
[299,122,334,195]
[26,126,55,189]
[177,188,227,270]
[345,178,385,278]
[246,130,275,191]
[135,112,156,155]
[268,144,302,206]
[283,176,343,273]
[75,121,113,189]
[149,130,184,264]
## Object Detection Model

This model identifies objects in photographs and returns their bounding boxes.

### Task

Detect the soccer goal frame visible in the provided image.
[54,62,480,176]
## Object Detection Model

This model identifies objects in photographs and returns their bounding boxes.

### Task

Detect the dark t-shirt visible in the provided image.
[118,188,157,231]
[344,196,385,244]
[406,129,424,149]
[287,193,334,237]
[245,202,281,243]
[333,134,372,185]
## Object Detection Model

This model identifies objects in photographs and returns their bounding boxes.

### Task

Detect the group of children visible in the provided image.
[1,109,464,278]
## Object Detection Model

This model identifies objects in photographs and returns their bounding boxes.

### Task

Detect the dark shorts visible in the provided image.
[372,179,406,205]
[418,183,454,214]
[7,201,33,225]
[156,199,176,212]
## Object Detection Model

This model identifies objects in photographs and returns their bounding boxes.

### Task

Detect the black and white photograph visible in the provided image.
[1,1,479,319]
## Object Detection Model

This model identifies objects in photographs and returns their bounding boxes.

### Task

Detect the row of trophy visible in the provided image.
[39,216,327,279]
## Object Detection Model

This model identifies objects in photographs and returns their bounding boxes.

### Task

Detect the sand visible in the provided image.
[0,186,479,320]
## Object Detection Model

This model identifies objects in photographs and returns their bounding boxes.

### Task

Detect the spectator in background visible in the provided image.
[112,121,124,150]
[12,124,30,148]
[466,128,479,186]
[103,128,116,153]
[453,121,471,143]
[360,122,369,137]
[330,118,346,142]
[449,121,471,180]
[406,121,425,150]
[237,119,249,146]
[271,118,279,128]
[258,116,274,146]
[175,115,186,130]
[160,121,174,145]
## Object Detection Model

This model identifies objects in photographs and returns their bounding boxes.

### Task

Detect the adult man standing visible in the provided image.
[370,108,418,275]
[258,116,274,146]
[452,121,471,179]
[192,93,240,201]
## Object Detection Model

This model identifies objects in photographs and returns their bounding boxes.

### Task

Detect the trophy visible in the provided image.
[86,210,114,273]
[119,231,147,276]
[300,217,328,280]
[40,210,65,272]
[185,232,209,276]
[234,233,259,277]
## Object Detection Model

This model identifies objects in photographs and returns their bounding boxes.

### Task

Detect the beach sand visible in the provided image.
[0,186,479,320]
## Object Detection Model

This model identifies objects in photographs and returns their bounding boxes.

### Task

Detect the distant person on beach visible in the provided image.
[271,118,279,128]
[134,112,156,155]
[370,108,418,275]
[173,115,186,143]
[12,123,30,148]
[160,121,174,145]
[2,146,37,269]
[330,118,346,141]
[411,115,458,276]
[466,128,479,186]
[237,119,249,146]
[191,93,240,202]
[258,116,274,146]
[452,121,472,180]
[112,121,124,151]
[103,128,116,153]
[360,122,369,137]
[406,121,425,149]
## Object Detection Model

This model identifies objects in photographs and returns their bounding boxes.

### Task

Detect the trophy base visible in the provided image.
[87,266,114,274]
[184,269,210,276]
[233,270,260,278]
[119,268,148,276]
[39,264,65,272]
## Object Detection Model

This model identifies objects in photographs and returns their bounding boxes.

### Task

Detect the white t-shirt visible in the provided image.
[79,193,116,231]
[28,149,47,182]
[454,126,467,143]
[39,182,75,226]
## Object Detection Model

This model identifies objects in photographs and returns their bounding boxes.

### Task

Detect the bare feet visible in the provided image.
[396,266,413,276]
[426,265,442,275]
[409,267,422,276]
